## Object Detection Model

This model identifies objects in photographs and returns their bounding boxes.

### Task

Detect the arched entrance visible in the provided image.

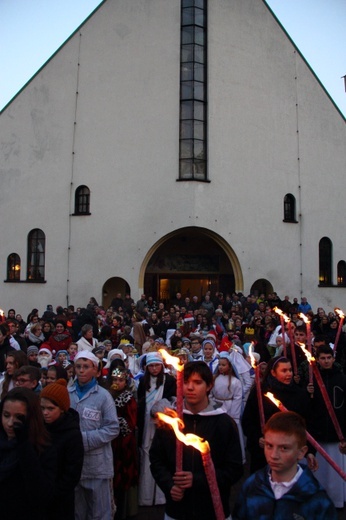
[102,277,131,309]
[139,227,243,302]
[250,278,273,297]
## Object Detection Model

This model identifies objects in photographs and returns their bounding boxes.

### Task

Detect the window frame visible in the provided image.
[27,229,46,282]
[6,253,21,282]
[74,185,91,216]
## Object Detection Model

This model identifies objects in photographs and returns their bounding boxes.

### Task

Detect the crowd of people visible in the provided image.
[0,290,345,519]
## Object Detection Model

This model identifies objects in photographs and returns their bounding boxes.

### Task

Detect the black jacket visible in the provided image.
[308,364,346,442]
[0,432,57,519]
[150,402,243,520]
[45,408,84,520]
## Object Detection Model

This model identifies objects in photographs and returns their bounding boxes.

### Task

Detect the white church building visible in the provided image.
[1,0,345,313]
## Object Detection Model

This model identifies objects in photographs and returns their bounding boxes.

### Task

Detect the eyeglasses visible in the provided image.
[16,377,32,385]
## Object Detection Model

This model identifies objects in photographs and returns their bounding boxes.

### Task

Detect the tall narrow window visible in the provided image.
[179,0,207,181]
[27,229,45,281]
[74,185,90,215]
[7,253,21,281]
[319,237,332,286]
[337,261,346,286]
[283,194,296,222]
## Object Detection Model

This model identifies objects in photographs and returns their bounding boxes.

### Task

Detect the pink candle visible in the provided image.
[158,349,184,471]
[249,345,265,434]
[201,451,226,520]
[306,321,313,385]
[176,369,184,471]
[287,321,298,375]
[255,364,265,434]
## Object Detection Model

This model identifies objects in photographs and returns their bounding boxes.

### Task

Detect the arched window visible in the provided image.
[319,237,332,286]
[27,229,45,281]
[74,185,90,215]
[337,261,346,287]
[283,194,296,222]
[7,253,21,281]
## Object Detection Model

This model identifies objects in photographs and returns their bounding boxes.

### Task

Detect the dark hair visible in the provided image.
[214,357,233,390]
[47,365,68,382]
[264,411,306,447]
[295,325,307,334]
[0,324,9,337]
[143,362,164,391]
[313,335,329,345]
[184,361,213,388]
[1,351,28,400]
[315,345,334,358]
[6,349,27,366]
[14,365,41,383]
[1,387,50,452]
[6,319,19,327]
[263,356,291,380]
[54,320,66,328]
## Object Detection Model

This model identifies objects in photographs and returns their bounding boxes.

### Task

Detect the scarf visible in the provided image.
[75,377,97,399]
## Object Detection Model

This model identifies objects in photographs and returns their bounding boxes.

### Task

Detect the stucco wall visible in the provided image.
[0,0,345,314]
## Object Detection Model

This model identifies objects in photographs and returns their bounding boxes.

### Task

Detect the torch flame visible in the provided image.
[0,309,3,316]
[265,392,283,408]
[159,348,184,372]
[335,308,345,320]
[248,342,256,369]
[274,307,290,323]
[157,412,210,454]
[298,342,314,363]
[299,313,310,324]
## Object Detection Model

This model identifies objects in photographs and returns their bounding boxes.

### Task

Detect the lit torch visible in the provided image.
[249,343,265,434]
[159,349,184,471]
[298,344,344,442]
[334,308,345,353]
[157,412,225,520]
[265,392,346,481]
[298,314,313,386]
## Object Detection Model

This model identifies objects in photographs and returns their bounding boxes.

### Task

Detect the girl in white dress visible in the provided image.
[211,352,246,463]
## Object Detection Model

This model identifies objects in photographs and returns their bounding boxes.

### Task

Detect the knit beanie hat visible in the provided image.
[146,352,164,366]
[41,378,70,412]
[27,345,39,356]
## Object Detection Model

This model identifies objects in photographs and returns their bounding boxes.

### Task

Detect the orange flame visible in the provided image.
[265,392,283,408]
[335,308,345,320]
[0,309,3,316]
[248,342,257,369]
[298,342,314,363]
[299,313,310,324]
[157,412,210,453]
[159,348,184,372]
[274,307,290,323]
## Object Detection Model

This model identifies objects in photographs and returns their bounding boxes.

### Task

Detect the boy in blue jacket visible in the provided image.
[234,411,336,520]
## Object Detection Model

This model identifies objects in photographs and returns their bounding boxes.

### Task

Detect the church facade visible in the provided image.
[1,0,345,312]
